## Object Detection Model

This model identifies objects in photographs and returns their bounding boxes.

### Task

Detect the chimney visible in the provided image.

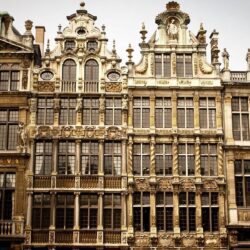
[35,26,45,56]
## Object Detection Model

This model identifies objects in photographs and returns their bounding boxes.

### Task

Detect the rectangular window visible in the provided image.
[176,54,193,77]
[133,97,150,128]
[32,193,50,229]
[0,109,19,150]
[83,98,99,125]
[177,97,194,128]
[179,192,196,231]
[37,98,54,125]
[80,194,98,229]
[178,144,195,176]
[200,144,217,176]
[81,141,98,175]
[199,97,216,128]
[235,160,250,207]
[58,141,75,175]
[104,142,122,176]
[0,173,15,220]
[59,98,76,125]
[34,141,52,175]
[56,194,74,229]
[232,97,249,140]
[156,192,173,231]
[133,143,150,176]
[0,70,19,91]
[155,97,172,128]
[155,144,172,176]
[105,98,122,125]
[202,192,219,232]
[155,54,171,77]
[103,194,121,229]
[133,192,150,232]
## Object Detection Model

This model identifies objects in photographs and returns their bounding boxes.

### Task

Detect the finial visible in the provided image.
[200,23,204,31]
[112,40,116,55]
[58,24,62,33]
[102,24,106,32]
[80,2,85,9]
[140,22,147,42]
[46,39,50,53]
[126,43,134,62]
[166,1,180,11]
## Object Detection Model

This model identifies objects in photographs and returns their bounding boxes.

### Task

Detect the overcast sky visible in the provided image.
[1,0,250,70]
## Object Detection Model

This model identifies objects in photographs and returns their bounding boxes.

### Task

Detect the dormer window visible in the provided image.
[87,41,98,52]
[65,41,76,50]
[176,54,193,77]
[155,54,171,78]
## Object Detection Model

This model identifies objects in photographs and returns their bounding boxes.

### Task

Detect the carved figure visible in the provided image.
[222,48,229,70]
[167,19,178,40]
[18,122,28,148]
[122,95,128,110]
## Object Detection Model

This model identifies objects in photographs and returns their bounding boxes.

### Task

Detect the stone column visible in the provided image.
[216,95,223,134]
[50,192,56,229]
[173,190,180,234]
[194,92,199,132]
[150,94,155,131]
[99,140,104,175]
[26,192,33,228]
[73,192,80,244]
[75,140,81,175]
[224,93,234,144]
[121,192,127,230]
[128,95,133,130]
[173,136,178,177]
[219,189,227,235]
[127,136,133,178]
[97,192,104,244]
[195,137,201,178]
[52,139,58,174]
[196,190,203,234]
[76,98,82,125]
[122,140,127,175]
[29,140,35,173]
[29,98,37,125]
[150,135,156,177]
[172,91,177,129]
[127,190,134,235]
[171,52,177,78]
[99,95,105,126]
[218,139,224,177]
[53,98,60,126]
[150,190,157,236]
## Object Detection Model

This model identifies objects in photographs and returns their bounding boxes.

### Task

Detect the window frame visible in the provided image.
[199,97,216,129]
[155,97,172,128]
[37,97,54,125]
[105,97,122,125]
[133,97,150,128]
[0,70,20,91]
[178,143,195,176]
[82,98,99,125]
[155,54,171,78]
[59,97,76,125]
[133,143,150,176]
[177,97,194,128]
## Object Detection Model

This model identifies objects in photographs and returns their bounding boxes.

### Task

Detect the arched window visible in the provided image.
[62,59,76,92]
[84,60,99,82]
[62,59,76,82]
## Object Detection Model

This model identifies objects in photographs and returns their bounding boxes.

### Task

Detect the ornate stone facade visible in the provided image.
[0,2,250,250]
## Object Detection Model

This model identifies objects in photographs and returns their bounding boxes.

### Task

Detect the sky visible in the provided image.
[0,0,250,70]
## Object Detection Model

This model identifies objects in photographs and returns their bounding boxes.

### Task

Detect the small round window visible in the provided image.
[40,71,54,80]
[76,27,86,35]
[107,72,120,81]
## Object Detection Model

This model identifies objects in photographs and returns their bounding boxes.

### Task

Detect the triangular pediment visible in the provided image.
[0,36,33,53]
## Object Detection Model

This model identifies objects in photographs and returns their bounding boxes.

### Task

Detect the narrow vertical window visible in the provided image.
[177,97,194,128]
[155,97,172,128]
[133,97,150,128]
[178,144,195,176]
[133,143,150,176]
[176,54,193,77]
[200,144,217,176]
[59,98,76,125]
[84,60,99,92]
[199,97,216,129]
[82,98,99,125]
[155,54,171,77]
[37,98,54,125]
[105,98,122,125]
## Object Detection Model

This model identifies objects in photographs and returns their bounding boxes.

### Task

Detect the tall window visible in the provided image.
[155,144,172,176]
[155,54,171,77]
[81,141,98,175]
[103,194,121,229]
[133,143,150,176]
[177,97,194,128]
[202,192,219,232]
[179,192,196,231]
[32,193,50,229]
[37,98,54,125]
[155,97,172,128]
[59,98,76,125]
[105,98,122,125]
[176,54,192,77]
[232,97,249,140]
[235,160,250,207]
[80,194,98,229]
[34,141,52,175]
[82,98,99,125]
[0,173,15,220]
[56,194,74,229]
[178,144,194,176]
[133,97,150,128]
[200,144,217,176]
[104,142,121,176]
[62,59,76,82]
[58,141,75,175]
[199,97,216,129]
[156,192,173,231]
[133,192,150,232]
[0,66,19,91]
[84,60,99,92]
[0,109,19,150]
